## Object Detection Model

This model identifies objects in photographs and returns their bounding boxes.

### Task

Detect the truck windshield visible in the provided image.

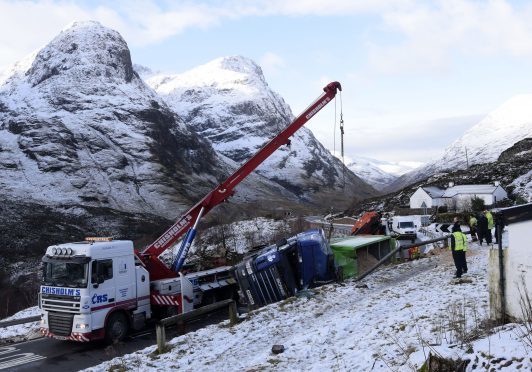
[399,222,415,228]
[42,261,88,288]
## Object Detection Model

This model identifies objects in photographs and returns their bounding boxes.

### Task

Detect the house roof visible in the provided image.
[442,184,501,198]
[421,186,445,198]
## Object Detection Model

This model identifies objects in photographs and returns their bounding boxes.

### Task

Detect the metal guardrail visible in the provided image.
[355,235,450,282]
[0,316,41,329]
[155,299,239,354]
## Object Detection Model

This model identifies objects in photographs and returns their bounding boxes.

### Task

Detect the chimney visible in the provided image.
[494,181,500,186]
[448,181,454,188]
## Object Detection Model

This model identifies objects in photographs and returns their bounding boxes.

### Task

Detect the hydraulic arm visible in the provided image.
[140,82,342,280]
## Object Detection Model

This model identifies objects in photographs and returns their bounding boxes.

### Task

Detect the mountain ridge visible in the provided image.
[386,96,532,193]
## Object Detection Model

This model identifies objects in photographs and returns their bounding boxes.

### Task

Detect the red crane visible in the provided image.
[140,82,342,280]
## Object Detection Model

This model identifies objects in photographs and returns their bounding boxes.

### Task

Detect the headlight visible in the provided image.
[61,248,67,255]
[52,247,57,255]
[76,324,89,329]
[67,248,73,255]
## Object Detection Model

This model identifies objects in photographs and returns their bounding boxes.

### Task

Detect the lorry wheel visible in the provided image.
[166,306,179,317]
[105,312,128,344]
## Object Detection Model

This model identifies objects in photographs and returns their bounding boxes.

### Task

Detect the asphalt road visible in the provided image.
[0,310,229,371]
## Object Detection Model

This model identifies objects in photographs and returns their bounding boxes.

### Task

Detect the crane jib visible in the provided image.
[153,214,193,249]
[305,97,331,120]
[141,81,341,278]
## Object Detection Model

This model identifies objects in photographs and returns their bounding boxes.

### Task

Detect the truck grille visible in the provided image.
[42,295,80,314]
[48,312,74,336]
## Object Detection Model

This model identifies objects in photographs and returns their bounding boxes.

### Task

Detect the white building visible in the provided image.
[409,187,446,209]
[410,183,508,211]
[489,203,532,321]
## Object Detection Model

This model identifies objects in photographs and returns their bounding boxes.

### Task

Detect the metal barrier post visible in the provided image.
[156,323,166,354]
[228,301,238,325]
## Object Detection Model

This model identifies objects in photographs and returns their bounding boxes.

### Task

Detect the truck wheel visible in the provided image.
[105,312,128,344]
[166,306,179,317]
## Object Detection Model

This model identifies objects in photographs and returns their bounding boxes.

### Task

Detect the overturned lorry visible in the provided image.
[233,229,340,310]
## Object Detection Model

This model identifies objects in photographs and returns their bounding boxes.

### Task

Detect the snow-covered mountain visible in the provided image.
[145,57,375,204]
[1,21,365,225]
[348,158,397,191]
[387,96,532,192]
[0,20,376,271]
[347,157,422,190]
[0,21,238,219]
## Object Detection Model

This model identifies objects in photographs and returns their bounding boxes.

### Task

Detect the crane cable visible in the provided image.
[334,91,346,189]
[333,91,345,189]
[340,93,345,188]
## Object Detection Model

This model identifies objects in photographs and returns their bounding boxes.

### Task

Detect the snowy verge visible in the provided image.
[83,242,531,371]
[0,306,41,343]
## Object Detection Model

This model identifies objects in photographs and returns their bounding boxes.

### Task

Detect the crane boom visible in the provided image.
[141,81,342,280]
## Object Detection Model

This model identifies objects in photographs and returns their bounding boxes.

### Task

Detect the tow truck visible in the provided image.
[38,82,342,343]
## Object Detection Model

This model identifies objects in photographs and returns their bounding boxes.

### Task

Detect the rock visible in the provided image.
[271,345,285,354]
[451,277,473,284]
[355,283,369,289]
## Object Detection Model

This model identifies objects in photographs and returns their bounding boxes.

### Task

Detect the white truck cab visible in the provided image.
[39,238,150,342]
[39,238,233,343]
[392,217,418,242]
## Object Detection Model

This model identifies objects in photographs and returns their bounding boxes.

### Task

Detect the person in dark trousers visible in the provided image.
[477,212,490,245]
[485,209,494,243]
[469,215,478,242]
[450,225,468,278]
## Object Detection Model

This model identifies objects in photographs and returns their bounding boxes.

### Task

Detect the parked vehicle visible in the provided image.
[392,217,418,242]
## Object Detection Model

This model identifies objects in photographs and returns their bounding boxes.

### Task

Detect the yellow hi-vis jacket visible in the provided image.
[451,231,468,252]
[486,211,494,229]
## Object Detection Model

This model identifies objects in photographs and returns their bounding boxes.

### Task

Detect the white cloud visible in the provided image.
[0,0,228,70]
[367,0,532,74]
[259,52,286,76]
[3,0,532,75]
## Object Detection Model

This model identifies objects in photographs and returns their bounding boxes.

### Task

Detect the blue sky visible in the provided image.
[2,0,532,165]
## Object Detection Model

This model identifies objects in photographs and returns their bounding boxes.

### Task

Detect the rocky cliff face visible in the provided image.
[146,56,375,205]
[0,21,232,220]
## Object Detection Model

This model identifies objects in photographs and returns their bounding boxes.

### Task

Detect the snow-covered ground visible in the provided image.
[83,242,532,371]
[0,306,41,342]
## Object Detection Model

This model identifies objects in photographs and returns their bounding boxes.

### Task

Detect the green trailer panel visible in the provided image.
[330,235,395,279]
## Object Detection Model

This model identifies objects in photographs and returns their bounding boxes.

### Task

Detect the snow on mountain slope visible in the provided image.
[387,96,532,192]
[146,56,375,203]
[439,94,532,168]
[0,21,240,219]
[348,157,397,190]
[348,156,423,191]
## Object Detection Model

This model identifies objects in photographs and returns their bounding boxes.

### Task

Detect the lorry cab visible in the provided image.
[233,229,338,310]
[40,238,150,342]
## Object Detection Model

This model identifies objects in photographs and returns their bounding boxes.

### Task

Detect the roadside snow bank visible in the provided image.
[0,306,41,342]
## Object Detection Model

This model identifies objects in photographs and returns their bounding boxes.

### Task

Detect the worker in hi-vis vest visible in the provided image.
[485,209,494,244]
[450,224,468,278]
